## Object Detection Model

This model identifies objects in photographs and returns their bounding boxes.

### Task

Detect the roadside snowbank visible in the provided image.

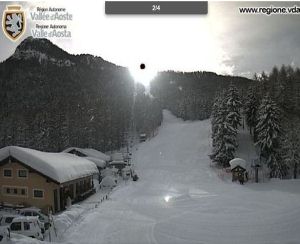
[53,205,87,237]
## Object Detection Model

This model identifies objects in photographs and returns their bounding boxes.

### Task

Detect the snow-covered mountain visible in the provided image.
[0,37,251,152]
[0,37,135,152]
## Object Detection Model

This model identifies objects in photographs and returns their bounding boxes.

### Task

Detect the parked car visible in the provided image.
[139,133,147,142]
[100,175,117,189]
[18,208,50,230]
[0,214,19,226]
[122,166,131,180]
[132,170,139,181]
[0,226,9,243]
[9,216,43,240]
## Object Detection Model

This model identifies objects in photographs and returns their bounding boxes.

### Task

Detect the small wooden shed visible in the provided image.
[229,158,247,182]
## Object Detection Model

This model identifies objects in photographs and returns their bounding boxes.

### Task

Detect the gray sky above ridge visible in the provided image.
[0,1,299,80]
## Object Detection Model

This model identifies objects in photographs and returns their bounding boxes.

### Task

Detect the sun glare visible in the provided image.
[129,65,157,87]
[164,195,172,203]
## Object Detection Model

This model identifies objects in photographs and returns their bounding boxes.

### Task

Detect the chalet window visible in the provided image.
[3,169,12,177]
[3,186,27,197]
[33,189,44,198]
[10,222,21,231]
[18,169,28,178]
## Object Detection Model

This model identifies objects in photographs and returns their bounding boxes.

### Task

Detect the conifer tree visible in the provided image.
[210,92,238,167]
[280,126,300,179]
[244,86,259,141]
[211,92,223,148]
[224,83,242,130]
[255,95,285,178]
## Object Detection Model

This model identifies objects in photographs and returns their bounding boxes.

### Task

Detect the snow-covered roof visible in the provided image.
[229,158,246,170]
[111,152,124,161]
[0,146,98,184]
[122,165,131,172]
[86,157,106,168]
[12,216,40,222]
[63,147,110,162]
[110,167,119,173]
[109,160,127,165]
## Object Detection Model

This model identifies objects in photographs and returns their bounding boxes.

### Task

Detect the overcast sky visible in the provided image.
[0,1,300,79]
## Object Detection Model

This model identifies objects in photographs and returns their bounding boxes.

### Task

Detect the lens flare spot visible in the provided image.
[164,195,171,202]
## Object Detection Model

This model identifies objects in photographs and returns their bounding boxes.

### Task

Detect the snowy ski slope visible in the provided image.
[51,111,300,244]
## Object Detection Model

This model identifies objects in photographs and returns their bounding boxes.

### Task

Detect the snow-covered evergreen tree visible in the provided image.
[212,118,237,167]
[280,126,300,179]
[211,92,224,148]
[255,95,286,178]
[267,152,289,179]
[244,86,259,140]
[224,83,242,130]
[210,92,238,167]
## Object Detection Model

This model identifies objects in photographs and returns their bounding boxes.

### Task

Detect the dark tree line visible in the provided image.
[150,71,251,121]
[0,37,162,152]
[244,65,300,179]
[133,83,162,137]
[210,65,300,179]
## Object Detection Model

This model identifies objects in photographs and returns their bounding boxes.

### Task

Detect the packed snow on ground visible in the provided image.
[11,110,300,244]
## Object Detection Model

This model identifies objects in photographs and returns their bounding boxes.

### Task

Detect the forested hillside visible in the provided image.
[245,66,300,178]
[211,65,300,179]
[0,37,254,153]
[0,37,161,152]
[150,71,252,120]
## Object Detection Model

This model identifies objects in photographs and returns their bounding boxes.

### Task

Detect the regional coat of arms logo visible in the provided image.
[2,5,26,41]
